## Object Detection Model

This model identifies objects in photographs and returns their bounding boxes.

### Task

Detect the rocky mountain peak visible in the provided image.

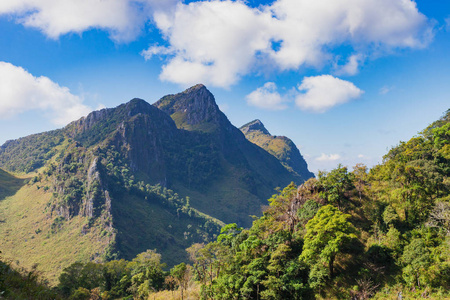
[240,119,270,135]
[153,84,226,132]
[125,98,153,115]
[240,119,315,181]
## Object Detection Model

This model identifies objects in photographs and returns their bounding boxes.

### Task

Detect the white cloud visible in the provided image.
[445,16,450,31]
[246,82,287,110]
[0,61,93,125]
[150,0,274,87]
[0,0,433,87]
[141,45,175,60]
[334,54,365,76]
[379,85,395,95]
[146,0,432,87]
[0,0,178,42]
[295,75,363,113]
[316,153,342,161]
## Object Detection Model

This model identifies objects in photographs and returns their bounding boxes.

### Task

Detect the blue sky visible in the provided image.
[0,0,449,174]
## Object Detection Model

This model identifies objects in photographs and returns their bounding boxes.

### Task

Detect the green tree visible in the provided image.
[352,163,368,202]
[128,250,166,299]
[401,238,432,289]
[318,165,354,211]
[171,263,189,300]
[300,205,358,279]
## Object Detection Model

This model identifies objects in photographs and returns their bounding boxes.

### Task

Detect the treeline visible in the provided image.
[57,250,180,299]
[0,249,191,300]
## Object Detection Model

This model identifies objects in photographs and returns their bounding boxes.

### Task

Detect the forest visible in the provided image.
[1,109,449,299]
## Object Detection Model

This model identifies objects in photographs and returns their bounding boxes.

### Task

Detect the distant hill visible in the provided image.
[0,84,313,282]
[240,119,314,181]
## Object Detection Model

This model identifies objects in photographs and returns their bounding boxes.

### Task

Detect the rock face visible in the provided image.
[240,119,270,135]
[240,119,315,181]
[155,84,226,132]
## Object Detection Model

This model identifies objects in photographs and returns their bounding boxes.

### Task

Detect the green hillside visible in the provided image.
[0,168,26,199]
[0,178,111,285]
[0,85,309,284]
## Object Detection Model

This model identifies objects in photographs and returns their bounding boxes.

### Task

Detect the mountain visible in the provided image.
[240,119,314,180]
[0,98,224,283]
[0,84,313,282]
[154,84,313,225]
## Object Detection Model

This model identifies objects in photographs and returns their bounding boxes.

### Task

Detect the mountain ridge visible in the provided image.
[0,84,313,282]
[240,119,314,180]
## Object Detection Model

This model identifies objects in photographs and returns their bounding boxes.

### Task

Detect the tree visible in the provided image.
[58,262,104,297]
[353,163,368,201]
[171,263,190,300]
[318,165,354,211]
[186,242,221,285]
[300,205,358,279]
[128,250,166,299]
[427,201,450,235]
[401,238,432,289]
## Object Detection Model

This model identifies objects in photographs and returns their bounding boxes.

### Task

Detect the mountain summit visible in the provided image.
[154,84,226,133]
[240,119,271,135]
[240,119,314,180]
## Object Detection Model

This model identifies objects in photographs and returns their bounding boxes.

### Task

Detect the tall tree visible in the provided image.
[300,205,358,279]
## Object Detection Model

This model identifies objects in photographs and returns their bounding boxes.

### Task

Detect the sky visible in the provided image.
[0,0,449,175]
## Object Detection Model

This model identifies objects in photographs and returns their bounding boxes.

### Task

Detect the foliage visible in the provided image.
[300,205,358,279]
[317,165,354,211]
[0,130,64,173]
[0,254,60,299]
[56,249,201,300]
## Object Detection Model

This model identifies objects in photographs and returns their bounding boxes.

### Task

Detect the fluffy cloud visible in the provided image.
[295,75,363,112]
[247,76,362,112]
[246,82,287,110]
[1,0,433,87]
[0,61,92,125]
[149,1,274,87]
[334,54,365,76]
[146,0,432,87]
[0,0,178,42]
[316,153,342,161]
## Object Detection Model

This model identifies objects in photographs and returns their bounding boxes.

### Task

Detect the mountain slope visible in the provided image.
[0,97,224,281]
[0,84,311,282]
[240,119,314,180]
[154,84,310,226]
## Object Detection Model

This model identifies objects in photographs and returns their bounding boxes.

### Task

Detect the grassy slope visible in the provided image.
[171,164,270,228]
[0,168,27,199]
[244,131,293,170]
[0,176,110,285]
[112,189,224,267]
[170,111,219,133]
